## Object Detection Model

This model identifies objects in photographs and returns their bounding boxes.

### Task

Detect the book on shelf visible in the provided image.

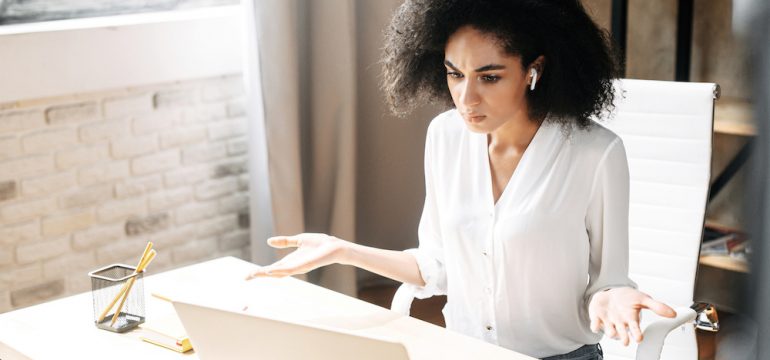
[139,313,193,353]
[701,223,751,261]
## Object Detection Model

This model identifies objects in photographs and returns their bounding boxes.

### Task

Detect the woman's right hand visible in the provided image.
[245,233,349,280]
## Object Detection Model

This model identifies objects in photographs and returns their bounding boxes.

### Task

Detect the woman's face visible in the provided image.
[444,25,532,134]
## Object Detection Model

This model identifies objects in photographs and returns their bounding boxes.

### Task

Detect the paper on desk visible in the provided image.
[139,313,193,353]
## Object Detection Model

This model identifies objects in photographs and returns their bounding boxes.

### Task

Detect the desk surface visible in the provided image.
[0,257,533,360]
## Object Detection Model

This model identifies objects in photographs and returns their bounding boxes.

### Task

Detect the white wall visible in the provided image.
[0,6,242,104]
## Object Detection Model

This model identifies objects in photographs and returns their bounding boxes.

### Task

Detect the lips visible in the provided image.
[464,113,486,123]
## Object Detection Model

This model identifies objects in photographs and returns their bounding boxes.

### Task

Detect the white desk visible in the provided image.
[0,257,533,359]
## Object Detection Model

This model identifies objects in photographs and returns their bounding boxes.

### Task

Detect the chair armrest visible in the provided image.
[635,306,697,360]
[390,283,417,316]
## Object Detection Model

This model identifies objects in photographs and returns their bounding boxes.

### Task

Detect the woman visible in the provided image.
[246,1,676,359]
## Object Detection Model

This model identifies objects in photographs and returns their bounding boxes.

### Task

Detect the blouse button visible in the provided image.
[482,251,488,256]
[486,325,493,331]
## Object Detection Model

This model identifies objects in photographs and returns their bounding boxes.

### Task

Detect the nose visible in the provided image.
[459,78,481,109]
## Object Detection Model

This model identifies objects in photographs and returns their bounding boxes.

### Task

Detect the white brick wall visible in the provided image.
[0,290,11,313]
[176,201,219,225]
[2,263,43,289]
[0,245,13,266]
[151,224,197,251]
[0,74,250,312]
[182,142,227,165]
[72,223,125,251]
[22,129,78,154]
[164,165,211,188]
[0,198,58,224]
[132,150,180,175]
[0,136,21,160]
[160,127,207,149]
[95,197,147,223]
[208,117,248,141]
[149,187,192,212]
[195,178,238,201]
[16,236,70,263]
[115,175,163,199]
[56,144,109,170]
[45,102,99,126]
[59,184,112,209]
[41,211,94,237]
[0,110,46,134]
[111,135,158,159]
[22,172,77,197]
[79,120,129,143]
[171,237,219,264]
[0,155,55,182]
[132,111,178,136]
[103,94,153,120]
[0,221,39,245]
[78,161,131,186]
[42,251,98,283]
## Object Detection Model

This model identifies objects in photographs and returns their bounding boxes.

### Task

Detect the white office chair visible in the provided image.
[391,79,720,360]
[596,79,719,359]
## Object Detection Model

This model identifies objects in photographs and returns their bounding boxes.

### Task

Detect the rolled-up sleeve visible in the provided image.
[403,124,447,299]
[584,138,637,305]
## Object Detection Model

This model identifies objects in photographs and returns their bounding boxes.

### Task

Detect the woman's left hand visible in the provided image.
[588,287,676,346]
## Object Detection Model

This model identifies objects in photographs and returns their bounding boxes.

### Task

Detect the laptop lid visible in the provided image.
[173,300,411,360]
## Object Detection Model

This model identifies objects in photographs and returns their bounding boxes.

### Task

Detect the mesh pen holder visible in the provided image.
[88,264,146,333]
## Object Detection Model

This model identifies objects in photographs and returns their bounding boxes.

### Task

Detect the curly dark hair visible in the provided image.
[380,0,621,128]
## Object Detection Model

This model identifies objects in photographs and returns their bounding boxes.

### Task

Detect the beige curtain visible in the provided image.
[244,0,357,296]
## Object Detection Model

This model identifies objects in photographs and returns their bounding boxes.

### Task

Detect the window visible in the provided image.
[0,0,238,25]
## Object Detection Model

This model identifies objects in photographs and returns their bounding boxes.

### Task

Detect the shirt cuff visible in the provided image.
[403,248,446,299]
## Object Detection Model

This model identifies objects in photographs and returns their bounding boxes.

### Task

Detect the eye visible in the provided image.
[480,74,500,82]
[446,71,463,79]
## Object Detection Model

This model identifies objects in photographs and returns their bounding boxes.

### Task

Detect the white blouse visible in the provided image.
[404,109,636,358]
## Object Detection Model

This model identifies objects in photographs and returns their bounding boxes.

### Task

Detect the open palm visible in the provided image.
[245,233,346,279]
[589,287,676,346]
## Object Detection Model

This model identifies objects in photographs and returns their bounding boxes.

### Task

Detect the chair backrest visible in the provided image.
[598,79,717,360]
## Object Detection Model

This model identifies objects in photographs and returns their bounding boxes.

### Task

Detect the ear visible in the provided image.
[528,55,546,77]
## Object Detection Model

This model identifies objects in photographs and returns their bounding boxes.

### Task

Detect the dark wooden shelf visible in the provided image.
[699,255,749,273]
[714,100,755,136]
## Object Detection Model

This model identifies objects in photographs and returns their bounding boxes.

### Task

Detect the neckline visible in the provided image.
[482,121,547,209]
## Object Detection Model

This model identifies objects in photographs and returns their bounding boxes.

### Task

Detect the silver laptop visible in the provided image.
[173,300,411,360]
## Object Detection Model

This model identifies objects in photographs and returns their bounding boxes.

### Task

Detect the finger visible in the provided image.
[257,268,297,278]
[641,297,676,318]
[245,268,269,280]
[615,321,630,346]
[628,320,643,343]
[604,322,618,340]
[590,316,603,333]
[267,236,302,248]
[256,260,311,277]
[246,263,296,279]
[268,261,316,277]
[253,267,297,278]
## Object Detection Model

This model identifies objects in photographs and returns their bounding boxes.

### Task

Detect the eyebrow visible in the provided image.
[444,60,506,72]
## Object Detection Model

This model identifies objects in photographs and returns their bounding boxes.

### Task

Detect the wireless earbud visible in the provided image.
[530,68,538,91]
